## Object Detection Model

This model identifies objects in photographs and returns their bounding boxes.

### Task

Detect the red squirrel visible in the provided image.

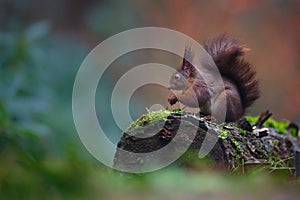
[168,34,260,122]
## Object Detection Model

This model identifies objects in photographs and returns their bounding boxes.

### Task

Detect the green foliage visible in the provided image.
[0,20,90,199]
[289,127,298,137]
[245,116,290,134]
[264,118,289,134]
[245,116,259,124]
[0,103,91,200]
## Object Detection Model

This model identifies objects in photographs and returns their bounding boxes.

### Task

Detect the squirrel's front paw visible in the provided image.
[168,94,178,105]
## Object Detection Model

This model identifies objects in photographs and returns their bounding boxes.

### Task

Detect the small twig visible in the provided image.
[255,110,273,128]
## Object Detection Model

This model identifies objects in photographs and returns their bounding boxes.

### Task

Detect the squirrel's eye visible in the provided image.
[174,74,181,80]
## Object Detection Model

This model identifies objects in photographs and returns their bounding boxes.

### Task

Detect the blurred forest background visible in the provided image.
[0,0,300,199]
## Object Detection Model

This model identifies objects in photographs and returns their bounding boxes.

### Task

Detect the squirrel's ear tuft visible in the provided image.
[182,44,194,70]
[184,44,194,62]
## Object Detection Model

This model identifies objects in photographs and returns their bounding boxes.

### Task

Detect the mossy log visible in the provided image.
[114,111,300,176]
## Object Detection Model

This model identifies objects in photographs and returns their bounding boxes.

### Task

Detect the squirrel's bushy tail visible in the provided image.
[204,34,260,109]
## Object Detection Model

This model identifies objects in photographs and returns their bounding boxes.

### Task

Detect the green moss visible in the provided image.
[218,130,228,140]
[273,140,280,146]
[171,109,183,114]
[240,130,247,136]
[125,109,174,133]
[137,110,172,125]
[231,138,241,152]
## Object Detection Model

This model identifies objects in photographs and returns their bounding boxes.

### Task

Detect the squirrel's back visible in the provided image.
[204,34,260,110]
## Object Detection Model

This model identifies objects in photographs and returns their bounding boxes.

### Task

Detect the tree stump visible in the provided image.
[114,111,300,176]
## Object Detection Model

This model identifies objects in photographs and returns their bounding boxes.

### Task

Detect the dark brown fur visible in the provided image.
[204,34,260,109]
